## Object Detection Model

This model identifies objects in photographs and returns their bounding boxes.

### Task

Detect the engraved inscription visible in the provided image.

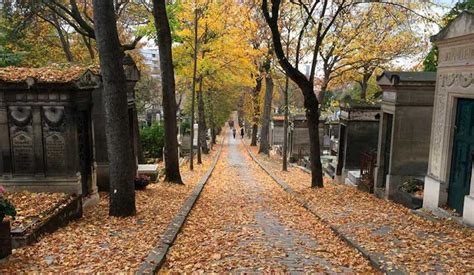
[8,106,34,174]
[439,46,474,65]
[44,133,66,172]
[42,106,67,174]
[12,132,34,174]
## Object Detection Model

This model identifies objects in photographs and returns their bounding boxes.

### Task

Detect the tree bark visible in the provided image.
[51,14,74,62]
[92,0,136,216]
[282,75,289,171]
[303,85,324,188]
[152,0,183,183]
[207,90,217,145]
[82,35,95,60]
[258,74,273,155]
[189,7,200,170]
[197,88,208,155]
[262,0,324,188]
[360,72,371,101]
[250,77,262,146]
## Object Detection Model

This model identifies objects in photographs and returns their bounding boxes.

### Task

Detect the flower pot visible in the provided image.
[0,220,12,259]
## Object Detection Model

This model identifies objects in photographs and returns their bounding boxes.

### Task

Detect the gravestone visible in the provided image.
[375,71,436,208]
[270,115,285,147]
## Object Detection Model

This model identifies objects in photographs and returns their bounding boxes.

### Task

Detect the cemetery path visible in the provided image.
[161,132,373,272]
[249,146,474,273]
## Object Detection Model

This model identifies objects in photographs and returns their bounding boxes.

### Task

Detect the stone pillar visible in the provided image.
[0,92,11,176]
[462,162,474,226]
[32,106,45,177]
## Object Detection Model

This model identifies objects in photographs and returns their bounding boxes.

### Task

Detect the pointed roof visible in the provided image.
[377,71,436,86]
[431,11,474,42]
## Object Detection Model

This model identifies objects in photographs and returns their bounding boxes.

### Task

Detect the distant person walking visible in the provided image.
[240,128,244,139]
[232,128,236,139]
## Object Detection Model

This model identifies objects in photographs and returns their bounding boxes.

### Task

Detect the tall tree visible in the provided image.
[152,0,183,184]
[258,58,274,155]
[93,0,135,216]
[262,0,336,187]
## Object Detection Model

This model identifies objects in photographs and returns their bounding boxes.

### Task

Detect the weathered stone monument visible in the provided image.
[423,11,474,225]
[0,67,101,195]
[288,114,325,160]
[270,115,285,147]
[375,71,436,208]
[335,104,380,186]
[0,59,140,196]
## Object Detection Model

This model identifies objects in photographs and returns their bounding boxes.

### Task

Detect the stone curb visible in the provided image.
[137,136,225,274]
[242,141,404,274]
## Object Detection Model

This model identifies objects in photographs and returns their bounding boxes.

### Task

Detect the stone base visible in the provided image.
[423,175,448,209]
[96,162,110,191]
[1,175,81,194]
[463,195,474,227]
[386,174,402,199]
[82,190,100,210]
[0,221,12,259]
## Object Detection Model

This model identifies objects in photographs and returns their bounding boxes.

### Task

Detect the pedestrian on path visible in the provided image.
[232,128,236,139]
[240,128,244,139]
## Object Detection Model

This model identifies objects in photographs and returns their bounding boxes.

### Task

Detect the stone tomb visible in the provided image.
[423,11,474,226]
[375,71,436,208]
[0,61,140,195]
[288,114,325,160]
[335,105,380,185]
[270,115,285,147]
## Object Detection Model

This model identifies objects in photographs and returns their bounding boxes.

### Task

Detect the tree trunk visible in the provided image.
[282,75,289,171]
[82,35,95,60]
[52,14,74,62]
[258,74,273,155]
[92,0,136,216]
[189,8,199,170]
[152,0,183,183]
[360,72,371,101]
[197,89,208,154]
[302,85,324,188]
[250,77,262,146]
[207,90,217,145]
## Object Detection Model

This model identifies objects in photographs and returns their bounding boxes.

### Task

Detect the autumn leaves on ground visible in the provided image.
[1,131,473,272]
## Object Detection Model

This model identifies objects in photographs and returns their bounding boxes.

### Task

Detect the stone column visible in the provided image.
[463,160,474,226]
[0,92,11,176]
[32,106,45,177]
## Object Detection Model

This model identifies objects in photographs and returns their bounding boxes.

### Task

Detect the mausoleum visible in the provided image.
[335,104,380,187]
[0,59,140,196]
[423,11,474,226]
[375,71,436,208]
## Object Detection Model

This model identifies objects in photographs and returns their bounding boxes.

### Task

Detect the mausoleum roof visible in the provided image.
[377,71,436,86]
[0,64,99,83]
[431,10,474,42]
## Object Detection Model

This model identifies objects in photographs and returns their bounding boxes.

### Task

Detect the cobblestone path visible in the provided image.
[162,133,373,272]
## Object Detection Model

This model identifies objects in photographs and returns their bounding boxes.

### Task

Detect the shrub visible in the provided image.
[0,186,16,222]
[180,120,191,135]
[140,123,165,159]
